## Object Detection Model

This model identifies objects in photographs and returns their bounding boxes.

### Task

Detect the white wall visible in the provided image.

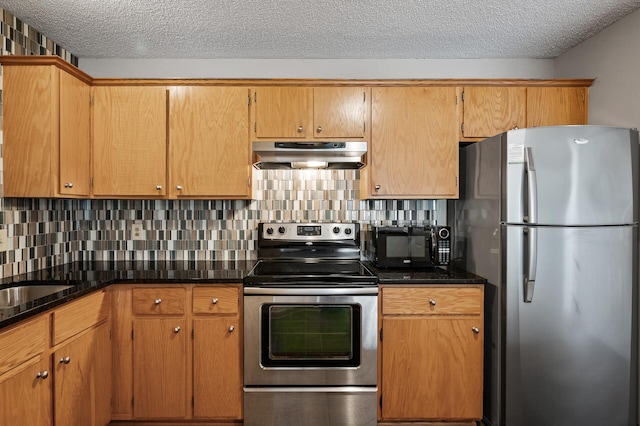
[78,58,554,79]
[555,8,640,128]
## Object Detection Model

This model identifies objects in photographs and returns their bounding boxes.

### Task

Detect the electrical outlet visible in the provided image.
[0,228,6,252]
[132,224,144,241]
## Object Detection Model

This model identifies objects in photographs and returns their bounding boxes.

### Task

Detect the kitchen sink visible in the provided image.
[0,284,75,309]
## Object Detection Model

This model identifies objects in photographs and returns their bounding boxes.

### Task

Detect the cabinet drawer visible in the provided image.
[193,286,239,315]
[53,290,110,345]
[0,315,47,376]
[132,287,185,315]
[382,286,483,315]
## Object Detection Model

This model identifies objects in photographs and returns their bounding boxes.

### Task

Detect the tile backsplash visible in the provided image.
[0,10,445,277]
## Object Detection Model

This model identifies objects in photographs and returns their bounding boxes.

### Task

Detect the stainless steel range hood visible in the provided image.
[252,141,367,169]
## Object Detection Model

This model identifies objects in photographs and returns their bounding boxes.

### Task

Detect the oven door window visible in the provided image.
[261,304,361,367]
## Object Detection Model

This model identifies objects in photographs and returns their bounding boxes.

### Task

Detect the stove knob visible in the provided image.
[333,227,341,234]
[344,228,352,235]
[266,227,274,235]
[278,226,286,234]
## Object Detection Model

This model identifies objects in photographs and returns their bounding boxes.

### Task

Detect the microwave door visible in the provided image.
[387,236,411,264]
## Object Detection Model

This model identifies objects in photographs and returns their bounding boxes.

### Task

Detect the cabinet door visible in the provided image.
[381,317,438,419]
[59,69,91,196]
[371,87,458,198]
[527,87,588,127]
[133,318,187,419]
[461,86,526,138]
[169,86,250,197]
[313,87,368,138]
[435,318,483,419]
[93,86,167,196]
[2,65,56,197]
[0,357,51,426]
[193,318,242,419]
[54,322,111,426]
[254,87,312,138]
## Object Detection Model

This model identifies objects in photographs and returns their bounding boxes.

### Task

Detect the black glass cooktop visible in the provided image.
[244,259,377,286]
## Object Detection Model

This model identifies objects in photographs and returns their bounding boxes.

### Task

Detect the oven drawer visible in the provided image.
[132,287,186,315]
[192,286,238,315]
[244,387,377,426]
[382,286,483,315]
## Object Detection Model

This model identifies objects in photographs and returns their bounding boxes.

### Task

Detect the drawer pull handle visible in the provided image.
[472,327,480,334]
[154,298,162,305]
[212,298,219,304]
[59,356,71,364]
[36,371,49,379]
[429,299,437,306]
[228,325,235,333]
[174,326,181,333]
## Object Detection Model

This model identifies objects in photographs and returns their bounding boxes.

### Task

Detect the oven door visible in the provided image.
[243,287,378,386]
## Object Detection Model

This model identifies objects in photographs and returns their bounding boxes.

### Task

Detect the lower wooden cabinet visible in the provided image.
[113,284,243,422]
[379,285,484,422]
[54,321,112,426]
[0,356,51,426]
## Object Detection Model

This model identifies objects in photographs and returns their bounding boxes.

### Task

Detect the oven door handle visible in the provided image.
[243,287,378,296]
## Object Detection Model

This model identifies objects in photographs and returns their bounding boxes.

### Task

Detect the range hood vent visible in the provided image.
[252,141,367,170]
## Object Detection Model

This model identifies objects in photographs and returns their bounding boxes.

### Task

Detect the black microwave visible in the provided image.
[373,226,450,268]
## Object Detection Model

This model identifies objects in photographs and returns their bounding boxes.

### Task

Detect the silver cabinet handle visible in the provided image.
[429,299,437,306]
[472,327,480,334]
[154,298,162,304]
[297,126,303,133]
[64,182,74,188]
[36,371,49,379]
[156,185,162,190]
[176,185,183,190]
[228,325,235,332]
[174,326,181,333]
[375,185,381,191]
[316,126,322,133]
[59,356,71,364]
[212,298,219,304]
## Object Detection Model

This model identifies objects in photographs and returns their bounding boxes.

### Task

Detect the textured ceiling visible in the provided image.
[1,0,639,60]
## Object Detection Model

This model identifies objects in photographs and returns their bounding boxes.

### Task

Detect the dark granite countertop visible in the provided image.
[0,260,255,329]
[364,262,486,285]
[1,260,485,329]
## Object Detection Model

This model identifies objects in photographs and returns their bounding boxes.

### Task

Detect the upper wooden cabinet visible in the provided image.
[1,61,91,197]
[365,86,459,199]
[459,86,526,139]
[92,85,168,197]
[169,86,251,198]
[459,84,590,142]
[527,87,588,127]
[253,86,369,140]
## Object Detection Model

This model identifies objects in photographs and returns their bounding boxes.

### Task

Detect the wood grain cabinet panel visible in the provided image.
[169,86,251,198]
[368,86,458,198]
[380,285,483,422]
[0,315,47,375]
[193,286,239,315]
[133,318,188,419]
[2,64,91,197]
[92,85,167,197]
[460,86,527,139]
[193,318,242,419]
[54,322,111,426]
[0,356,51,426]
[132,287,185,315]
[527,87,588,127]
[253,86,369,140]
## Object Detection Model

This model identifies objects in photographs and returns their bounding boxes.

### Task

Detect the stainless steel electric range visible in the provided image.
[243,222,378,426]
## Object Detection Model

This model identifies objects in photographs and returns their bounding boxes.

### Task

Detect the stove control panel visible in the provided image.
[261,223,358,241]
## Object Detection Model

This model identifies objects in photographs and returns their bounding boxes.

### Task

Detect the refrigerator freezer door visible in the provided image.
[503,126,638,225]
[503,224,636,426]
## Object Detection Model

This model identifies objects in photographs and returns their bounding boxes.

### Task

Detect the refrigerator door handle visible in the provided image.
[523,227,538,303]
[524,147,538,224]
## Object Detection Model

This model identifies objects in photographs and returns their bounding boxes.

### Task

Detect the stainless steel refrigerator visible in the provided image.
[452,125,638,426]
